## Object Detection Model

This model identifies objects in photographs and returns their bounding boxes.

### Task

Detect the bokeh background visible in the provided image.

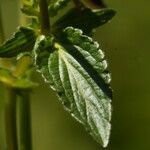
[0,0,150,150]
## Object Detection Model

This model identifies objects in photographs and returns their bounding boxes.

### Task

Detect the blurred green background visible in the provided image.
[0,0,150,150]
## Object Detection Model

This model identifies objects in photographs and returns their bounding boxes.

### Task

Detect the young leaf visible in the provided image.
[0,27,36,58]
[34,27,112,147]
[53,8,116,34]
[48,0,70,17]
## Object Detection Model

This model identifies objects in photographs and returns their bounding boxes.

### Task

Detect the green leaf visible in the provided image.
[48,0,70,17]
[34,27,112,147]
[53,8,116,34]
[0,27,37,58]
[81,0,106,9]
[62,27,112,86]
[33,35,55,86]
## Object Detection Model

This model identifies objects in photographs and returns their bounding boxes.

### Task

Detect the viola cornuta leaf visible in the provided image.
[48,0,70,17]
[0,27,36,57]
[53,8,116,34]
[34,27,112,147]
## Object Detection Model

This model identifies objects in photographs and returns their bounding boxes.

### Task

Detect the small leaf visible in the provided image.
[34,27,112,147]
[48,0,70,17]
[0,27,37,58]
[53,8,116,34]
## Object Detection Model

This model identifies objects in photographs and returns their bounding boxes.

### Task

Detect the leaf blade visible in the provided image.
[60,27,112,97]
[0,27,36,58]
[34,27,112,147]
[53,8,116,34]
[50,44,111,147]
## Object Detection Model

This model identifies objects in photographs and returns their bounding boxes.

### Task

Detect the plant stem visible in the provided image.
[18,90,32,150]
[5,86,18,150]
[39,0,50,35]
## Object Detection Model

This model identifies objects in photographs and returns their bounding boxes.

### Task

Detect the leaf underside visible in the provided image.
[34,27,112,147]
[53,8,116,34]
